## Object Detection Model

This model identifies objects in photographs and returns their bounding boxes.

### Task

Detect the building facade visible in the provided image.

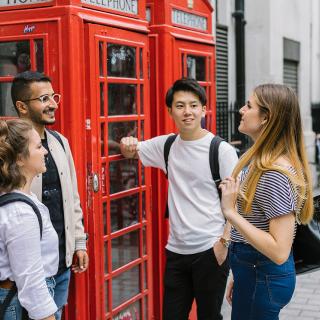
[214,0,320,186]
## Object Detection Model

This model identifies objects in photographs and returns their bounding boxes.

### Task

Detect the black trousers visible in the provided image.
[163,248,229,320]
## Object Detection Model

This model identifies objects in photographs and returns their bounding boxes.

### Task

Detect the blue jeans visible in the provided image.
[0,277,55,320]
[53,268,71,320]
[229,242,296,320]
[0,287,22,320]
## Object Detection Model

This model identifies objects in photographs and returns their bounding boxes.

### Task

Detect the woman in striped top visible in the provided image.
[219,84,314,320]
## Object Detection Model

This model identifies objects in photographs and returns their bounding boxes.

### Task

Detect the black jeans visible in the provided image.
[163,248,229,320]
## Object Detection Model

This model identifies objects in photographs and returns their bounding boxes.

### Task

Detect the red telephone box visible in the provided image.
[146,1,215,319]
[0,1,153,320]
[0,0,216,318]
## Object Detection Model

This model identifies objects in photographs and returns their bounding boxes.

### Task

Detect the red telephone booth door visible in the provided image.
[85,24,153,320]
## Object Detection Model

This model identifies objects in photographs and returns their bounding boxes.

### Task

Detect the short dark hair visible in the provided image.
[11,71,51,113]
[165,78,207,108]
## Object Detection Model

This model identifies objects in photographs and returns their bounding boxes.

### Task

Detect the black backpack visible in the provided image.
[0,192,43,320]
[163,134,224,218]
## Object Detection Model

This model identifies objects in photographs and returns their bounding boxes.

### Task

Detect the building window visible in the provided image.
[283,38,300,95]
[283,59,298,94]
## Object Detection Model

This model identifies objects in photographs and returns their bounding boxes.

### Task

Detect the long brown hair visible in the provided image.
[233,84,313,224]
[0,119,33,192]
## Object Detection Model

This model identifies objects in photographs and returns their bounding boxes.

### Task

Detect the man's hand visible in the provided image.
[120,136,139,159]
[72,250,89,273]
[213,240,228,266]
[42,315,56,320]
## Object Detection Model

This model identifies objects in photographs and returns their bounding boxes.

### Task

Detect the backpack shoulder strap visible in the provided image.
[209,135,224,199]
[164,134,177,177]
[163,134,177,219]
[0,192,43,239]
[47,129,65,152]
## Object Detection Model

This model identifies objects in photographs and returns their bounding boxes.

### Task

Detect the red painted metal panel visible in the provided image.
[0,11,90,319]
[0,0,56,12]
[0,3,152,319]
[0,0,146,22]
[0,1,216,318]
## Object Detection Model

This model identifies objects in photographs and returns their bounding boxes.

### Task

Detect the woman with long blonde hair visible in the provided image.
[219,84,313,320]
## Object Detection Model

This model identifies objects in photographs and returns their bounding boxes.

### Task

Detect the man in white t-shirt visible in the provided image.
[120,78,238,320]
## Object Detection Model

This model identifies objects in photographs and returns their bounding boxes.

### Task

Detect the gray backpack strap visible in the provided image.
[163,134,177,218]
[0,192,43,239]
[164,134,177,177]
[209,135,224,199]
[47,129,65,152]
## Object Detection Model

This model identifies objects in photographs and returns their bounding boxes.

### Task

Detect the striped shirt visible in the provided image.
[231,167,298,243]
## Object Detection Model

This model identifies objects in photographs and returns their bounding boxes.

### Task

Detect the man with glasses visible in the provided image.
[11,71,89,320]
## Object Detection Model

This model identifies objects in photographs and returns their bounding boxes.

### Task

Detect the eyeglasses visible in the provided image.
[22,93,61,105]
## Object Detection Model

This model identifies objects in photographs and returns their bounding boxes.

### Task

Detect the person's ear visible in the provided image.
[15,101,28,116]
[202,105,207,115]
[167,107,172,117]
[16,154,25,168]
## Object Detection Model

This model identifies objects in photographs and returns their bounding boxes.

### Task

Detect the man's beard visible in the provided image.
[28,108,56,125]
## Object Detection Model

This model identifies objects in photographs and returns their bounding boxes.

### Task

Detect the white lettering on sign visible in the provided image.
[0,0,52,7]
[24,25,36,33]
[172,8,207,31]
[81,0,138,15]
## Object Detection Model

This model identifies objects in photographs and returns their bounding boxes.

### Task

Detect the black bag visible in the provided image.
[293,194,320,274]
[0,192,43,319]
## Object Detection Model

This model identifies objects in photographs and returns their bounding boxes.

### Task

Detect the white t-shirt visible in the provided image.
[138,132,238,254]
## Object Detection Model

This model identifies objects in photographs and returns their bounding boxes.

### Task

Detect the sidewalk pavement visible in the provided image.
[221,269,320,319]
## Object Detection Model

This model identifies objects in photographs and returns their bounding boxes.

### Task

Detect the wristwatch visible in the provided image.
[219,237,231,248]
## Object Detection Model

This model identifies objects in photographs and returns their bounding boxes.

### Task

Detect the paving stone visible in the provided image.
[280,308,301,316]
[288,297,308,304]
[286,304,320,311]
[308,299,320,306]
[301,311,320,318]
[281,317,315,320]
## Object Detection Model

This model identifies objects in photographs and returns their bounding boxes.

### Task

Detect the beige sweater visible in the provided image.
[31,129,87,268]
